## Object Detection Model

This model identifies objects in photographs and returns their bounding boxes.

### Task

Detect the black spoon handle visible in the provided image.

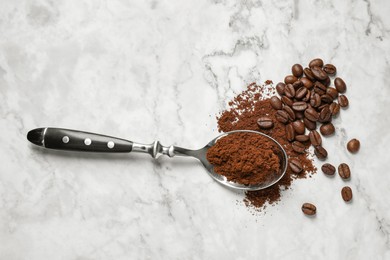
[27,127,133,153]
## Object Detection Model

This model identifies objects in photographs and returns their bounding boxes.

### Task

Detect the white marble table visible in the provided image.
[1,0,389,259]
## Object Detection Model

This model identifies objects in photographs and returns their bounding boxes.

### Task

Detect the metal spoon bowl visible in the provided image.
[27,128,288,191]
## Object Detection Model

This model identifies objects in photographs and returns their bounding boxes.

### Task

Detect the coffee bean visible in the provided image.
[286,124,295,142]
[304,118,317,130]
[309,130,322,146]
[321,94,333,104]
[304,108,319,122]
[311,66,328,81]
[338,163,351,179]
[320,123,335,136]
[321,76,331,87]
[292,101,307,111]
[292,141,306,153]
[317,103,329,111]
[310,93,321,108]
[283,106,296,121]
[257,117,274,129]
[321,163,336,175]
[301,77,314,89]
[295,134,309,142]
[334,77,347,93]
[295,87,308,100]
[314,146,328,160]
[292,64,304,77]
[295,111,304,119]
[347,138,360,153]
[318,105,332,123]
[281,96,294,107]
[276,82,286,95]
[285,75,298,84]
[309,58,323,68]
[302,203,316,216]
[329,102,340,116]
[303,68,315,81]
[323,64,337,75]
[292,80,303,90]
[326,87,339,100]
[341,186,353,202]
[284,84,295,98]
[270,96,283,110]
[338,95,349,107]
[289,158,303,173]
[292,120,305,135]
[313,81,327,95]
[276,110,289,124]
[302,90,311,102]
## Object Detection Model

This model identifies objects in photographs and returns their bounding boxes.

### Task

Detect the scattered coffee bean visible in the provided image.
[320,123,335,136]
[270,96,283,110]
[314,145,328,160]
[283,106,296,121]
[292,101,307,111]
[341,186,353,202]
[276,110,289,124]
[323,64,337,75]
[326,87,339,100]
[329,102,340,116]
[295,87,308,100]
[321,76,331,87]
[302,203,316,216]
[311,66,328,81]
[310,93,321,107]
[292,120,305,135]
[286,124,295,142]
[347,138,360,153]
[285,84,295,98]
[292,80,303,90]
[304,107,319,122]
[303,68,315,81]
[295,134,309,142]
[257,117,274,129]
[292,64,304,77]
[314,81,327,95]
[285,75,298,84]
[309,130,322,146]
[301,77,314,89]
[289,158,303,173]
[281,96,294,107]
[304,118,317,130]
[292,141,306,153]
[334,77,347,93]
[276,82,286,95]
[338,163,351,179]
[320,94,333,104]
[302,90,311,102]
[338,95,349,107]
[309,58,324,68]
[318,105,332,123]
[321,163,336,175]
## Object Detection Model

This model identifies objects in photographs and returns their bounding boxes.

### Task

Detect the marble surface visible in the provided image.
[1,0,390,259]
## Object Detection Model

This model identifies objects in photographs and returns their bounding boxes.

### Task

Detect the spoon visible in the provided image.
[27,128,288,191]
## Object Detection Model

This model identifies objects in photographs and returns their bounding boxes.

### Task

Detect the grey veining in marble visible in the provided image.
[1,0,390,259]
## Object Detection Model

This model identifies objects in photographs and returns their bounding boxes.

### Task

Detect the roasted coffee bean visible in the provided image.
[338,163,351,179]
[304,118,317,130]
[295,87,308,100]
[295,111,304,119]
[334,77,347,93]
[276,110,289,124]
[292,101,307,111]
[284,84,295,98]
[292,80,303,90]
[309,58,324,68]
[303,68,315,81]
[329,102,340,116]
[309,130,322,146]
[281,96,294,107]
[321,163,336,175]
[270,96,283,110]
[286,124,295,142]
[323,64,337,75]
[321,76,331,87]
[276,82,286,95]
[302,203,316,216]
[292,141,306,153]
[284,75,298,84]
[289,158,303,173]
[341,186,353,202]
[347,138,360,153]
[302,90,311,102]
[292,120,305,135]
[304,108,319,122]
[338,95,349,107]
[311,66,328,81]
[292,64,304,77]
[317,103,329,111]
[326,87,339,100]
[321,94,333,104]
[301,77,314,89]
[320,123,335,136]
[318,106,332,123]
[313,81,327,95]
[295,134,309,142]
[257,117,274,129]
[310,93,321,107]
[314,146,328,160]
[283,106,296,121]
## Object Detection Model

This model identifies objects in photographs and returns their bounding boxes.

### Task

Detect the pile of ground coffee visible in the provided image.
[206,132,281,185]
